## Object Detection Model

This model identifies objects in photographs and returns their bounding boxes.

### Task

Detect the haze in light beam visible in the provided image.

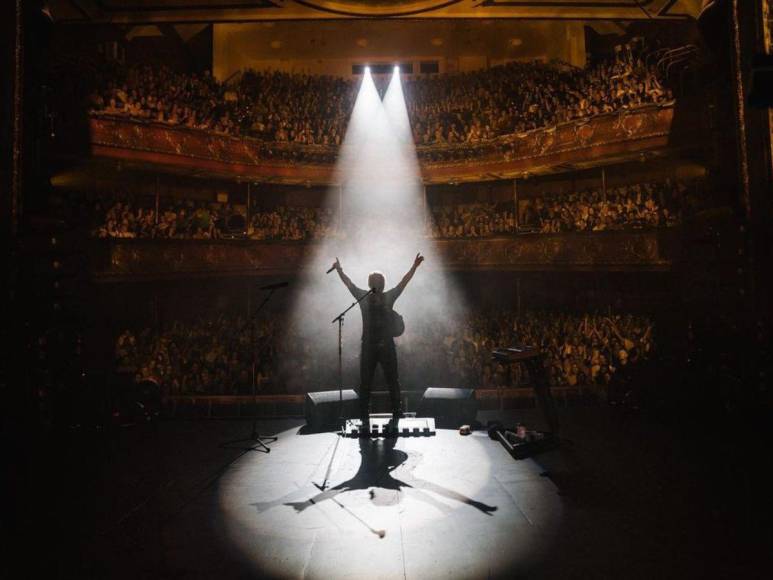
[285,68,466,392]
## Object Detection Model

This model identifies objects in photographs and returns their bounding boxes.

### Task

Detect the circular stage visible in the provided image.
[216,425,564,579]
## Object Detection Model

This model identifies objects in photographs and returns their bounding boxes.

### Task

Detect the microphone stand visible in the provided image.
[220,286,281,453]
[332,289,374,432]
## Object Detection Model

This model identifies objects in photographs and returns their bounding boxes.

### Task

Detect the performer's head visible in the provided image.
[368,271,385,293]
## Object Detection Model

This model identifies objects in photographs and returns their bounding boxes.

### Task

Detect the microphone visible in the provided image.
[258,281,289,290]
[326,264,336,274]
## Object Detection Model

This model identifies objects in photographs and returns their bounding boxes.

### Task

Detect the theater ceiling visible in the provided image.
[52,0,702,24]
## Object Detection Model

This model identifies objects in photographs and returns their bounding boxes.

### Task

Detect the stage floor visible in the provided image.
[210,424,562,579]
[21,407,770,579]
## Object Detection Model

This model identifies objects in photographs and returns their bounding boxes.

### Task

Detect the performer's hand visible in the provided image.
[413,253,424,268]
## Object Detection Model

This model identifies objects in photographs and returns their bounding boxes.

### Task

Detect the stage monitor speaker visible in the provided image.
[418,388,478,428]
[305,389,359,428]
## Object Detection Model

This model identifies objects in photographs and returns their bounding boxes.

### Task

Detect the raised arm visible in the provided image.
[605,317,626,344]
[391,253,424,300]
[332,257,364,298]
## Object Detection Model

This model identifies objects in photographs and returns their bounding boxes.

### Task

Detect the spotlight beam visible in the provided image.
[287,59,466,396]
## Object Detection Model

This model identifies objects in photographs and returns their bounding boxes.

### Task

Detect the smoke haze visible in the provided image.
[285,69,467,393]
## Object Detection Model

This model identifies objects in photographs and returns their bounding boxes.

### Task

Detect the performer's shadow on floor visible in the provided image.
[252,437,497,516]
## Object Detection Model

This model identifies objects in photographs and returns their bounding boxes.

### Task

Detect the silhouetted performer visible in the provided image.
[332,253,424,423]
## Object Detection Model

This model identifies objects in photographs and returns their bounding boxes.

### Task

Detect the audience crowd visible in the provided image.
[115,316,273,396]
[92,197,228,239]
[90,177,697,241]
[89,38,672,149]
[249,205,338,241]
[115,308,654,397]
[437,309,654,390]
[423,178,697,239]
[89,195,338,241]
[429,202,517,238]
[520,179,690,234]
[407,39,670,146]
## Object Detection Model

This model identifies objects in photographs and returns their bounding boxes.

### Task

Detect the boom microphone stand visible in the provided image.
[332,289,374,430]
[220,283,285,453]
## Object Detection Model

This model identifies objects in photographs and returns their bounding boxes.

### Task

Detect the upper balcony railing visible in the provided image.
[87,102,695,185]
[89,229,680,282]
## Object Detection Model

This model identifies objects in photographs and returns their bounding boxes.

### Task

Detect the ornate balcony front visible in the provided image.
[88,103,688,185]
[91,230,679,282]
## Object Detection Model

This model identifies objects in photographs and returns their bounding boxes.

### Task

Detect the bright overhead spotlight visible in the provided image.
[364,65,370,74]
[394,65,400,73]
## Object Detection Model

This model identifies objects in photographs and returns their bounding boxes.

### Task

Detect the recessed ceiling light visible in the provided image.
[356,38,368,48]
[509,38,523,47]
[431,38,443,46]
[270,40,282,49]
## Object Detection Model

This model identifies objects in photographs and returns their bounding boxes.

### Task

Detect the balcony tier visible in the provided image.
[88,104,689,185]
[91,230,679,282]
